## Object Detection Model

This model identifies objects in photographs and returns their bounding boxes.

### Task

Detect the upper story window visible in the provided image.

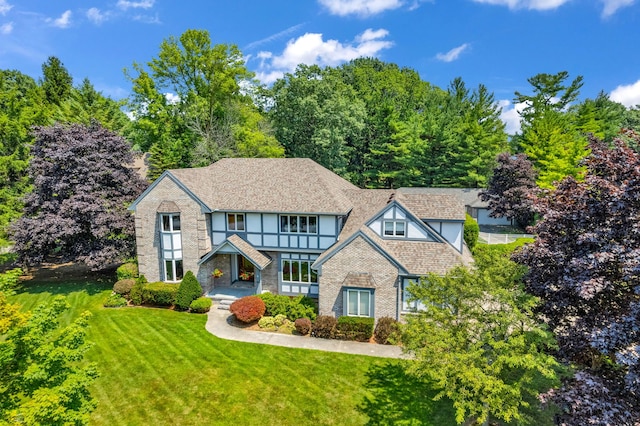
[384,220,405,237]
[160,213,183,282]
[280,215,317,234]
[162,214,181,232]
[227,213,245,231]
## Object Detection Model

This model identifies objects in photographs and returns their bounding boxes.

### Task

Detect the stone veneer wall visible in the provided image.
[260,251,280,294]
[318,236,400,320]
[133,176,211,284]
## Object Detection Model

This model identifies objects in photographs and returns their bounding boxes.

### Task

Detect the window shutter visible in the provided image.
[343,288,348,316]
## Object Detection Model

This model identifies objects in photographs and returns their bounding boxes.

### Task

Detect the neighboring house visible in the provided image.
[401,187,514,227]
[129,158,473,320]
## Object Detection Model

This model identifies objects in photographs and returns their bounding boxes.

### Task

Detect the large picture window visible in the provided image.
[227,213,245,231]
[402,279,426,312]
[160,213,183,282]
[282,259,318,284]
[280,215,317,234]
[346,289,372,317]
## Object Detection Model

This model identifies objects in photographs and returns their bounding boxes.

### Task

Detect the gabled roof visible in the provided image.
[395,189,466,221]
[397,187,487,210]
[169,158,357,214]
[199,234,272,270]
[313,189,472,274]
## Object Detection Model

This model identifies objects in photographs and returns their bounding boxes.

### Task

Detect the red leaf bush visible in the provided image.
[230,296,266,323]
[294,318,312,335]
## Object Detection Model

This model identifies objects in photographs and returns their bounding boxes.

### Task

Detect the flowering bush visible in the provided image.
[230,296,265,323]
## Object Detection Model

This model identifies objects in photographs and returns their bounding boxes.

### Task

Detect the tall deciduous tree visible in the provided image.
[270,64,366,177]
[514,134,640,424]
[11,123,147,270]
[480,152,538,228]
[127,29,282,177]
[401,251,559,424]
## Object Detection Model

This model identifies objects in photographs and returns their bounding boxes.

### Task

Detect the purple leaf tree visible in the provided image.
[514,134,640,424]
[12,123,147,270]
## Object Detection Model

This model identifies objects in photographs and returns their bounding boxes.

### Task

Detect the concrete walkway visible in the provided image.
[205,308,407,359]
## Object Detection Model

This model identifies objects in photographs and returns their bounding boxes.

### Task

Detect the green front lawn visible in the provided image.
[11,278,456,426]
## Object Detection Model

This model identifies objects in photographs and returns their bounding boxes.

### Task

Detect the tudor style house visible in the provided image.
[129,158,473,320]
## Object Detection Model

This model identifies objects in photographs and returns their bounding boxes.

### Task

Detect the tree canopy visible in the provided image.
[11,123,147,270]
[401,251,559,424]
[514,134,640,423]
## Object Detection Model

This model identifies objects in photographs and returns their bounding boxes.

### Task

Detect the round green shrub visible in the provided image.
[274,314,287,327]
[141,282,179,306]
[189,297,212,313]
[116,262,138,280]
[130,282,144,306]
[294,318,312,335]
[113,278,135,296]
[175,271,202,311]
[230,296,266,323]
[464,214,480,251]
[258,316,276,329]
[374,316,400,345]
[104,293,127,308]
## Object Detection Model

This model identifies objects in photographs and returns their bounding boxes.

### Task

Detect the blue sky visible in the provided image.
[1,0,639,133]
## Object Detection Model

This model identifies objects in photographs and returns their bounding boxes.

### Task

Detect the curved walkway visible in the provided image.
[205,308,407,359]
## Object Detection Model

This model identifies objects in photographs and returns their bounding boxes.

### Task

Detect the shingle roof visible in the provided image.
[169,158,357,214]
[199,234,272,270]
[397,187,487,209]
[156,201,180,213]
[314,188,472,273]
[341,272,377,288]
[395,190,465,221]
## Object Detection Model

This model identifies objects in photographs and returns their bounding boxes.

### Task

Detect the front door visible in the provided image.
[234,255,255,285]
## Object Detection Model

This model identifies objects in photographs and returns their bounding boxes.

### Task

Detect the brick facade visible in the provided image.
[318,236,400,319]
[134,176,209,285]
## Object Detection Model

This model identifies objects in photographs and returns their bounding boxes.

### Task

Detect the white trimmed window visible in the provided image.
[280,215,317,234]
[402,279,426,312]
[345,289,373,317]
[160,213,183,282]
[384,220,405,237]
[281,254,318,284]
[227,213,245,231]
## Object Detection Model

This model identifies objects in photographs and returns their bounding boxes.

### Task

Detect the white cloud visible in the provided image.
[49,10,72,28]
[164,93,180,105]
[133,13,161,24]
[498,100,528,135]
[255,28,393,84]
[610,80,640,107]
[0,21,12,34]
[117,0,155,10]
[601,0,635,17]
[470,0,570,11]
[435,43,470,62]
[86,8,107,24]
[0,0,12,16]
[318,0,403,16]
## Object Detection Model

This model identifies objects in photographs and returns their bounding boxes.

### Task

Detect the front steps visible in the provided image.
[209,294,238,310]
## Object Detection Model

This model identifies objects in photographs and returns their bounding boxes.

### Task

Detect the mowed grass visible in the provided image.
[11,278,456,426]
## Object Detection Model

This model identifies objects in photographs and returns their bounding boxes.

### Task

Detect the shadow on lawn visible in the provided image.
[18,262,115,295]
[358,362,456,426]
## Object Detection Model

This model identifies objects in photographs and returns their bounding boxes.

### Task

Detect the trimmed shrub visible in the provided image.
[142,282,179,306]
[278,320,296,334]
[311,315,337,339]
[258,316,276,330]
[464,214,480,251]
[130,281,144,306]
[175,271,202,311]
[257,293,317,321]
[189,297,212,313]
[374,316,400,345]
[116,262,138,280]
[336,316,375,342]
[230,296,266,323]
[104,293,127,308]
[274,314,287,327]
[294,318,312,335]
[136,275,148,285]
[113,278,135,296]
